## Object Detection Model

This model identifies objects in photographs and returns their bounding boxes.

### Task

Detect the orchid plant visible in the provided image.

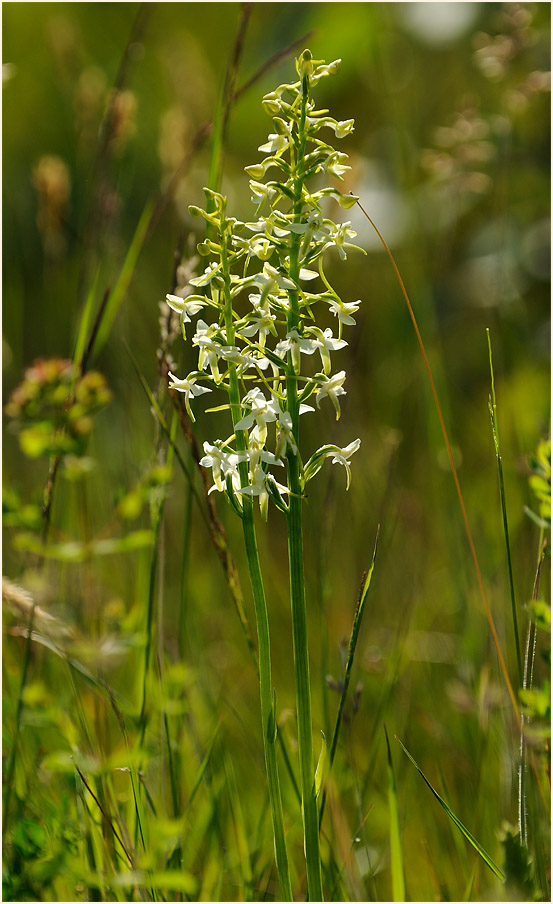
[166,49,364,900]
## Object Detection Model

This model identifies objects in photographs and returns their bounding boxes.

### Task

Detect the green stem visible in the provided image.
[487,329,522,684]
[285,72,324,902]
[221,224,292,901]
[3,600,36,833]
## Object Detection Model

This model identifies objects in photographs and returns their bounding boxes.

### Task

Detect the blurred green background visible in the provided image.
[3,3,550,901]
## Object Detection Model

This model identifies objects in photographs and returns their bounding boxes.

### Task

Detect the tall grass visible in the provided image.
[3,4,550,902]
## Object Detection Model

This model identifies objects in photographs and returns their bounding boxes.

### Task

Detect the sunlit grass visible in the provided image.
[3,3,550,902]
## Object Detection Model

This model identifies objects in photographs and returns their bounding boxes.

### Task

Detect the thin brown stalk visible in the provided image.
[356,198,519,721]
[79,3,152,300]
[79,287,111,378]
[147,30,315,236]
[157,351,257,666]
[222,3,253,134]
[233,30,316,103]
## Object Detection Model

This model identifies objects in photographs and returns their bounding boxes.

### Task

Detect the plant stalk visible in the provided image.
[285,71,324,902]
[221,225,292,901]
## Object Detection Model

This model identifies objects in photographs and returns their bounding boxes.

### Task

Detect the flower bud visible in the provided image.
[296,49,313,79]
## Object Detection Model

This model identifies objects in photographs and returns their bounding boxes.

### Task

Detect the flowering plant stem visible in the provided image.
[168,49,363,899]
[285,74,324,902]
[221,234,293,901]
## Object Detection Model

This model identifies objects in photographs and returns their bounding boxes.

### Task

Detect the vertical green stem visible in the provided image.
[487,330,522,684]
[221,225,292,901]
[285,72,324,901]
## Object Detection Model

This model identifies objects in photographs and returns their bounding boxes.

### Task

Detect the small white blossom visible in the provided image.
[275,410,297,458]
[240,462,289,521]
[325,439,361,489]
[333,119,355,138]
[168,371,211,422]
[234,388,279,445]
[323,222,360,260]
[324,152,351,180]
[189,262,222,287]
[308,326,347,374]
[235,309,277,348]
[316,370,347,419]
[249,180,278,208]
[326,297,362,327]
[258,133,289,154]
[200,441,243,493]
[165,294,207,336]
[276,329,318,374]
[304,439,361,489]
[193,321,224,382]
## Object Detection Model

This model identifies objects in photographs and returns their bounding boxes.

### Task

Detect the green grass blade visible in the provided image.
[93,198,154,358]
[463,862,478,901]
[223,750,253,893]
[487,328,522,684]
[72,268,99,381]
[2,598,36,832]
[384,726,405,901]
[395,735,505,881]
[319,524,380,828]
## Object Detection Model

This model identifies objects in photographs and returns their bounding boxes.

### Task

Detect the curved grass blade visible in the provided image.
[356,198,519,722]
[384,725,405,901]
[395,735,505,881]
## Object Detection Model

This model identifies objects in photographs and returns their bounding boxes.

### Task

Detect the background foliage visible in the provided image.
[3,3,550,901]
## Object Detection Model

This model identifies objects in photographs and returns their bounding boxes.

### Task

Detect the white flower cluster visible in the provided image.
[166,50,363,519]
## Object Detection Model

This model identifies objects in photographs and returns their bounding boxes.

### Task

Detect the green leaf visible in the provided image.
[527,599,551,632]
[384,726,405,901]
[520,683,550,719]
[73,269,99,380]
[499,823,537,899]
[314,731,327,799]
[93,199,154,357]
[395,735,505,881]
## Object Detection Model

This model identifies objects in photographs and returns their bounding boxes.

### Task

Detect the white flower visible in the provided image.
[325,222,360,261]
[276,329,318,374]
[275,410,297,458]
[258,133,288,154]
[192,320,224,382]
[249,236,275,261]
[168,371,211,422]
[189,262,222,287]
[298,267,319,281]
[165,294,207,336]
[199,441,242,493]
[258,262,296,291]
[325,439,361,489]
[316,370,347,419]
[324,152,351,180]
[235,309,276,348]
[304,439,361,489]
[234,388,279,445]
[240,462,289,521]
[326,298,362,327]
[308,326,347,374]
[333,118,355,138]
[249,180,278,208]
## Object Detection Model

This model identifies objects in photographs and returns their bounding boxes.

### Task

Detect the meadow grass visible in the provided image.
[3,5,550,902]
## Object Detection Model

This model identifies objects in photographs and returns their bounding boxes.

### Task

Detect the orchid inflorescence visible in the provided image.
[166,49,364,520]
